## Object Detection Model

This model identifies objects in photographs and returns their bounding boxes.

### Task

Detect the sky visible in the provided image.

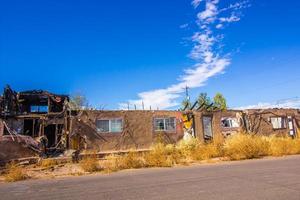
[1,0,300,110]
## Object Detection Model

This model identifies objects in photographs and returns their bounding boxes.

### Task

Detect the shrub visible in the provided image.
[224,133,269,160]
[79,155,100,172]
[5,164,28,182]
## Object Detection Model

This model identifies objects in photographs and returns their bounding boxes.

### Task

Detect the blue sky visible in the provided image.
[1,0,300,110]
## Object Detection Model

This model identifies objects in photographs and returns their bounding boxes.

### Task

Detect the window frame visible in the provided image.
[154,117,176,132]
[30,105,49,113]
[221,117,240,128]
[96,118,123,133]
[270,116,287,130]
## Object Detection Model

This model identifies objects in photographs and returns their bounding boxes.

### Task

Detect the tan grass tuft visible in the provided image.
[268,136,300,156]
[224,133,269,160]
[79,155,101,172]
[39,159,58,168]
[4,163,29,182]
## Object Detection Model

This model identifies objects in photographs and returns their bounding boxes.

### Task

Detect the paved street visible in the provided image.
[1,155,300,200]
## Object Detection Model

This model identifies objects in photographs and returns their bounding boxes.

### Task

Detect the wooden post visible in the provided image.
[32,119,35,137]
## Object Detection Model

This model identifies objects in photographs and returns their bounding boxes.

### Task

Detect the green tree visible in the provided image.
[197,93,212,110]
[213,93,227,111]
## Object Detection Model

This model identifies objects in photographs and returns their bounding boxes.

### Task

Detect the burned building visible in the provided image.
[0,85,69,162]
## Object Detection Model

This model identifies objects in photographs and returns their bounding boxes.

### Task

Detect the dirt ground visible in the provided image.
[0,157,224,183]
[0,162,85,182]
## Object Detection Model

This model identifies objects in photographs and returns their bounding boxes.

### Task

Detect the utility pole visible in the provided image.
[185,85,190,101]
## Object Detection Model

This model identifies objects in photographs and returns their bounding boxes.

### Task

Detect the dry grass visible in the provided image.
[118,151,145,169]
[39,159,58,168]
[144,143,178,167]
[224,133,269,160]
[99,134,300,173]
[192,143,222,160]
[4,164,29,182]
[5,133,299,180]
[268,136,300,156]
[79,155,101,172]
[101,155,122,173]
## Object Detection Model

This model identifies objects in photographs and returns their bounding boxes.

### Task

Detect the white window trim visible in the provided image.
[154,117,176,132]
[270,117,286,129]
[96,118,123,133]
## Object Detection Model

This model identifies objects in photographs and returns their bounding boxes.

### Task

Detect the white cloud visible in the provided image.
[219,15,240,23]
[192,0,204,8]
[119,0,249,110]
[236,98,300,110]
[198,0,219,22]
[216,24,223,29]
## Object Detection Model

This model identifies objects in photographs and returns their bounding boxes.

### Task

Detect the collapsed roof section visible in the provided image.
[0,85,69,117]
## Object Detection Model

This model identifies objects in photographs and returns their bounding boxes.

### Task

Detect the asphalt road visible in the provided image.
[1,155,300,200]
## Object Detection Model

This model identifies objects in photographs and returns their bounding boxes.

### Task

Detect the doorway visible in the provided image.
[203,116,213,140]
[23,119,40,137]
[44,124,64,148]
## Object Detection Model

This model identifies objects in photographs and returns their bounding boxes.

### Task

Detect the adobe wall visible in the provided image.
[245,109,300,136]
[0,140,38,162]
[193,110,245,141]
[70,110,184,151]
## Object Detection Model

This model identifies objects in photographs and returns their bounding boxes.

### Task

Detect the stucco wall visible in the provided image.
[245,109,300,136]
[70,110,184,151]
[193,110,245,141]
[194,109,300,140]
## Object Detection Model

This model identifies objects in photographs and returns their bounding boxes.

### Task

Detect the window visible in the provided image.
[30,105,48,113]
[270,117,286,129]
[154,117,176,131]
[96,119,123,133]
[221,117,239,128]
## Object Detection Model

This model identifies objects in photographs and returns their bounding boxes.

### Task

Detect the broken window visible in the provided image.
[96,119,123,133]
[154,117,176,131]
[270,117,286,129]
[221,117,239,128]
[30,105,48,113]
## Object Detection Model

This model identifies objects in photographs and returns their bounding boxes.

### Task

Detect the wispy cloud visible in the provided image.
[192,0,204,8]
[179,23,189,29]
[236,98,300,110]
[119,0,249,110]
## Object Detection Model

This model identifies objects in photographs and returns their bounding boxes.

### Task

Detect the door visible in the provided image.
[203,116,213,140]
